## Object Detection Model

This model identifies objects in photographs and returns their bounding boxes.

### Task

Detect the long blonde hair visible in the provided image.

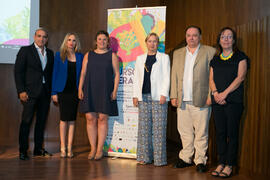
[60,33,81,62]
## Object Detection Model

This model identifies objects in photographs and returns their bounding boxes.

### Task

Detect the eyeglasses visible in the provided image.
[220,35,233,40]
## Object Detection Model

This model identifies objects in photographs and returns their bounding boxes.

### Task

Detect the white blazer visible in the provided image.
[133,51,170,101]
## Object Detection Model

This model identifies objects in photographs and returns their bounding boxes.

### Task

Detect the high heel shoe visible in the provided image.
[60,147,66,158]
[211,164,225,177]
[137,161,147,165]
[88,151,96,160]
[94,152,103,160]
[219,165,233,178]
[67,147,74,158]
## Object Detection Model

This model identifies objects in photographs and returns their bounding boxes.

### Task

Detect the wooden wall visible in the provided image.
[0,0,165,146]
[41,0,165,53]
[0,0,269,176]
[165,0,270,176]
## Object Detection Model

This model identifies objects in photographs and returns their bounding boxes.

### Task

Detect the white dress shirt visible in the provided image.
[34,43,47,83]
[182,44,200,101]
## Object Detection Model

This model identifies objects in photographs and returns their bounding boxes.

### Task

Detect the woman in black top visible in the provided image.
[52,33,83,158]
[209,27,248,178]
[133,33,170,166]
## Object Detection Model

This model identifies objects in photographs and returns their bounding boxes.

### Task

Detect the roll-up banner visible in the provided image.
[105,6,166,158]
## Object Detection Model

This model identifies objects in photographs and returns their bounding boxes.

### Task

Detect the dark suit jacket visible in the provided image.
[14,43,54,98]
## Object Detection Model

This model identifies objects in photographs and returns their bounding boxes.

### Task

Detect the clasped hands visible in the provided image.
[213,91,227,105]
[170,96,212,107]
[133,95,166,107]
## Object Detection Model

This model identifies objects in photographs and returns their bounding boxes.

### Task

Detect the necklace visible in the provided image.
[144,63,149,72]
[220,52,233,61]
[144,54,156,73]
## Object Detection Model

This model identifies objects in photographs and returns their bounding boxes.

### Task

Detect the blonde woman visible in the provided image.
[133,33,170,166]
[51,33,84,158]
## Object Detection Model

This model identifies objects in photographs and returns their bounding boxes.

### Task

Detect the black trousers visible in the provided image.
[212,103,243,166]
[19,86,50,153]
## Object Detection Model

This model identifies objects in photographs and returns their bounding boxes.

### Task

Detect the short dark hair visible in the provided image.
[216,27,238,55]
[185,25,202,35]
[95,30,109,41]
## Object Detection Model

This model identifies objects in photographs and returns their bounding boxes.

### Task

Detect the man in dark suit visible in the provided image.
[14,28,54,160]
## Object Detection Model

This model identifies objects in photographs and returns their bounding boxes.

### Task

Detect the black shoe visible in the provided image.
[33,149,52,157]
[173,158,193,168]
[196,163,207,173]
[19,152,29,160]
[219,165,233,178]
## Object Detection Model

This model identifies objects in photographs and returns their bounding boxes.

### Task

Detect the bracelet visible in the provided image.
[211,90,218,95]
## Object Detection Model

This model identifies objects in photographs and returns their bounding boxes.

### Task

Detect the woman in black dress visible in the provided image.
[209,27,248,177]
[52,33,83,158]
[78,30,119,160]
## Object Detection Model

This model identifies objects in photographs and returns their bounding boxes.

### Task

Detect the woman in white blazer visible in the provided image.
[133,32,170,166]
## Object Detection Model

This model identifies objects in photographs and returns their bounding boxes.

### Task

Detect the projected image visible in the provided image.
[0,0,30,46]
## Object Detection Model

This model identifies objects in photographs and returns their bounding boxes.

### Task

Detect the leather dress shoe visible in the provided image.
[19,152,29,160]
[33,149,52,157]
[196,163,207,173]
[173,158,193,168]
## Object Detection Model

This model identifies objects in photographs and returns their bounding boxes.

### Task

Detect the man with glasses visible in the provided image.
[170,25,215,172]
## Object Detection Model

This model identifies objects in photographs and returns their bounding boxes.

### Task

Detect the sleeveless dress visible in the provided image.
[58,61,79,121]
[79,50,118,116]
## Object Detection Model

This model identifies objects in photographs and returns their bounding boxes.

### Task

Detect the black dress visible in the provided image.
[79,50,118,116]
[58,61,79,121]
